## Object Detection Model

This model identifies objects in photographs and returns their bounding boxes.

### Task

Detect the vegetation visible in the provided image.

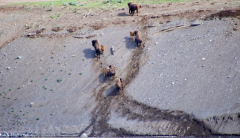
[43,86,48,90]
[8,0,193,9]
[57,78,63,83]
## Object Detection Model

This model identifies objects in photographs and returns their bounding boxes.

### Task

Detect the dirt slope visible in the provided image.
[0,0,240,137]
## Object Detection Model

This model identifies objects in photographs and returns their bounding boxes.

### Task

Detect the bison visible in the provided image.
[92,39,104,58]
[101,45,105,54]
[116,78,122,90]
[108,65,116,77]
[128,2,142,16]
[104,65,116,77]
[132,30,142,46]
[130,31,135,41]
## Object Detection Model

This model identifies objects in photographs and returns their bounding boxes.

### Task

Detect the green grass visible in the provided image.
[7,0,193,9]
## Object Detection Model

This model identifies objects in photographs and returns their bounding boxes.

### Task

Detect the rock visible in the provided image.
[17,56,21,59]
[233,27,238,31]
[190,23,201,26]
[155,42,158,45]
[202,57,206,60]
[122,8,125,10]
[80,133,88,137]
[111,46,115,55]
[151,16,159,18]
[6,67,11,70]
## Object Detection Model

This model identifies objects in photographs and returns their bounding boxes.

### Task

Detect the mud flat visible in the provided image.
[0,0,240,137]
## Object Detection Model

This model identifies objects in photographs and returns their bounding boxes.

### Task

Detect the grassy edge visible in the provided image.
[5,0,194,9]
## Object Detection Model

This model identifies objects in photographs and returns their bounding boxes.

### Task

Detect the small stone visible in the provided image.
[80,133,88,137]
[202,57,206,60]
[6,67,11,70]
[147,48,150,50]
[17,56,21,59]
[122,8,125,10]
[101,33,104,36]
[171,82,174,85]
[155,42,158,45]
[233,27,238,31]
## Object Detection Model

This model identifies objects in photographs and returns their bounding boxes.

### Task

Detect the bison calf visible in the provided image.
[132,30,142,47]
[130,31,135,41]
[116,78,122,90]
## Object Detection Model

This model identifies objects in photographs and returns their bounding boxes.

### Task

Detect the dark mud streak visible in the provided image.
[206,9,240,20]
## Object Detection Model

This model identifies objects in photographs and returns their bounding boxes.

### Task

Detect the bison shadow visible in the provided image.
[124,36,137,49]
[99,73,116,84]
[117,12,129,16]
[104,85,119,97]
[83,48,95,59]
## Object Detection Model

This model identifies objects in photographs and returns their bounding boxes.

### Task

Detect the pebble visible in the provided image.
[171,82,175,85]
[6,67,11,70]
[202,57,206,60]
[155,42,158,45]
[80,133,88,137]
[17,56,21,59]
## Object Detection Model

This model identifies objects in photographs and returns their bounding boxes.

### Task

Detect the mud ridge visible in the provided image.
[205,8,240,20]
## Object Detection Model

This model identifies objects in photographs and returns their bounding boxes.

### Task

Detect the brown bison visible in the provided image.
[101,45,105,53]
[92,39,104,58]
[130,31,135,41]
[128,2,142,16]
[104,65,116,77]
[133,30,142,46]
[116,78,122,90]
[108,65,116,77]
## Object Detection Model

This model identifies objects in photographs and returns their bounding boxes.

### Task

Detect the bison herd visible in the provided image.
[90,2,142,93]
